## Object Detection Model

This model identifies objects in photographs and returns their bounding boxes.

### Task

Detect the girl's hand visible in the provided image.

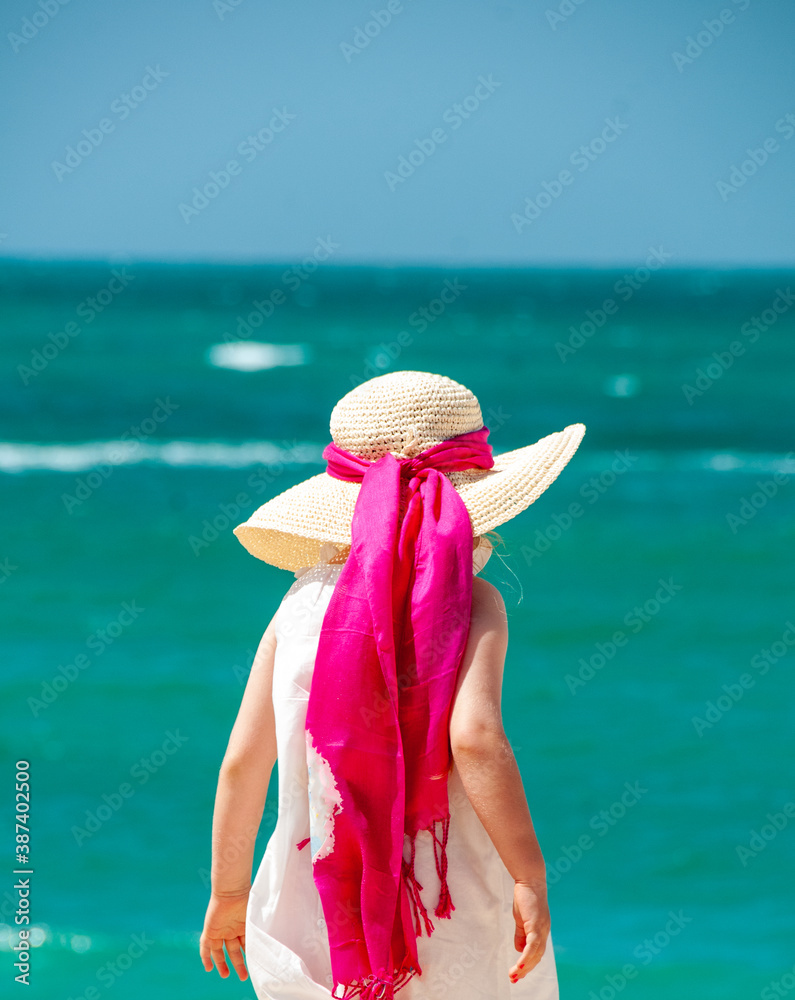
[200,890,250,981]
[508,878,551,983]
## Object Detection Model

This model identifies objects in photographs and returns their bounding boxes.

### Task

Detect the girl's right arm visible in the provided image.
[200,614,279,981]
[449,576,550,984]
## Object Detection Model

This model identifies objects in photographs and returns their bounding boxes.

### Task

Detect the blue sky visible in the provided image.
[1,0,793,266]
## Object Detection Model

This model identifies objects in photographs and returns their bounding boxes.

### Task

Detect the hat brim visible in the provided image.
[233,423,585,572]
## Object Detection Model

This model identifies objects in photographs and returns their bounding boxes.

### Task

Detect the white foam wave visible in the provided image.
[0,922,199,952]
[600,450,795,475]
[206,341,309,371]
[0,440,324,473]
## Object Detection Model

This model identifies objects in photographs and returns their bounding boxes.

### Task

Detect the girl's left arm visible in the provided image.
[200,613,279,981]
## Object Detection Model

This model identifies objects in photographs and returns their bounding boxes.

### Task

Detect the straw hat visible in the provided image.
[233,371,585,572]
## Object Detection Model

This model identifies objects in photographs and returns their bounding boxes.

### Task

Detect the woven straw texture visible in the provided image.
[233,371,585,572]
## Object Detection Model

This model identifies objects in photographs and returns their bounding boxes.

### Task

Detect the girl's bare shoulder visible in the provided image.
[470,576,508,631]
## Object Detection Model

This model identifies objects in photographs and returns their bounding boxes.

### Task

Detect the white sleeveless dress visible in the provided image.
[245,556,559,1000]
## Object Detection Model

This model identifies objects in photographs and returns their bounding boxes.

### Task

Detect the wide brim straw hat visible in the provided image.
[233,371,585,572]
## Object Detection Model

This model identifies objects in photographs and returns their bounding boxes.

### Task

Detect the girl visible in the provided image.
[200,370,584,999]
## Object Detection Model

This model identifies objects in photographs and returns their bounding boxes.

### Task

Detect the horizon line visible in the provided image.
[1,253,794,273]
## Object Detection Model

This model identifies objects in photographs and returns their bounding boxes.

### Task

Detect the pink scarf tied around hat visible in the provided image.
[302,426,494,999]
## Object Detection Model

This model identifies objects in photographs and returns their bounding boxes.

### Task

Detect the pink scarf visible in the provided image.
[303,427,494,1000]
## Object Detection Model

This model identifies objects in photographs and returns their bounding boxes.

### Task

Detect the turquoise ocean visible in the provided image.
[1,259,794,1000]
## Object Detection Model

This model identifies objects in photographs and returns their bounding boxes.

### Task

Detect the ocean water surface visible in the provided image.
[1,259,793,999]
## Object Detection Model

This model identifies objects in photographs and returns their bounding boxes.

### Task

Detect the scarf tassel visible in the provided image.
[401,835,434,937]
[338,961,417,999]
[430,816,455,919]
[401,817,456,930]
